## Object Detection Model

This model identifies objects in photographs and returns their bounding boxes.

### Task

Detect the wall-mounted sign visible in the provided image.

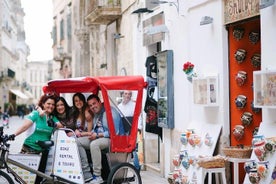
[224,0,260,24]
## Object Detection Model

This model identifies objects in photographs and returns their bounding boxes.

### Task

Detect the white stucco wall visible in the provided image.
[260,6,276,124]
[157,0,230,176]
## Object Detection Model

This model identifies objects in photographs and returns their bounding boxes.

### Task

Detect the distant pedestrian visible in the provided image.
[2,111,9,128]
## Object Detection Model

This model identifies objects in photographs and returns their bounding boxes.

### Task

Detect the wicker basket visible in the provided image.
[222,146,252,158]
[197,155,226,169]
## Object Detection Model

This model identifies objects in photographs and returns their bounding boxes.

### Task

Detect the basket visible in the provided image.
[222,146,252,158]
[197,155,226,169]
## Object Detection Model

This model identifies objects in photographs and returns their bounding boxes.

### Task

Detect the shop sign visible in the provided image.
[224,0,260,24]
[143,12,165,46]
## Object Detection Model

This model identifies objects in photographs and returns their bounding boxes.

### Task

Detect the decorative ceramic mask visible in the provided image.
[241,112,253,127]
[252,127,259,136]
[249,31,260,44]
[182,158,190,169]
[204,133,213,146]
[251,54,261,68]
[252,135,265,148]
[265,139,275,153]
[235,71,247,86]
[172,154,180,166]
[233,125,245,141]
[248,169,261,184]
[235,49,247,63]
[254,140,266,161]
[244,160,257,174]
[180,133,188,145]
[235,95,247,109]
[233,27,245,40]
[257,161,269,178]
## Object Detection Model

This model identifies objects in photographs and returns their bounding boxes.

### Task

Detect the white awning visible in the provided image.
[24,90,34,99]
[10,89,29,99]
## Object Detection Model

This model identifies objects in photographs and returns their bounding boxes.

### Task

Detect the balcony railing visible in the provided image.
[85,0,121,25]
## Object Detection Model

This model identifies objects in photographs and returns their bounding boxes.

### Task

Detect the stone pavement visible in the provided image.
[3,116,168,184]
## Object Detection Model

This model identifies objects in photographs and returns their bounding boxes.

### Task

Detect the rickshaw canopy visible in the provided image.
[43,76,146,95]
[43,76,147,153]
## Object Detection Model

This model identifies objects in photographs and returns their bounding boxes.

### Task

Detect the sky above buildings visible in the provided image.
[21,0,53,61]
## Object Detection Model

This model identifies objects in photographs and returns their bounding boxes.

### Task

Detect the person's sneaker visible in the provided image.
[84,177,93,183]
[88,175,103,184]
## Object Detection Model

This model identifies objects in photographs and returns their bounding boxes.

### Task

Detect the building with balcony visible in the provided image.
[0,0,31,113]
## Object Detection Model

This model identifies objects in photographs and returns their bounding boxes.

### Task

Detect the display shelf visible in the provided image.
[243,122,276,184]
[253,70,276,108]
[178,122,222,183]
[193,75,219,106]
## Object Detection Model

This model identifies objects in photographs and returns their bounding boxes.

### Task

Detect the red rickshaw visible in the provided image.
[43,76,147,184]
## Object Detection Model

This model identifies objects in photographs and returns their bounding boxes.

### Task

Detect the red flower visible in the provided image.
[183,61,194,74]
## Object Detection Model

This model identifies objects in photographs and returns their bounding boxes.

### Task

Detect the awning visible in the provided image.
[24,90,34,99]
[10,89,29,99]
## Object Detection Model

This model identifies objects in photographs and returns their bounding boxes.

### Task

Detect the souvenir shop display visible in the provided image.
[168,124,222,184]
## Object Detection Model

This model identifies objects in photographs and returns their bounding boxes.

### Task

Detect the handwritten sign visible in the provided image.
[224,0,260,24]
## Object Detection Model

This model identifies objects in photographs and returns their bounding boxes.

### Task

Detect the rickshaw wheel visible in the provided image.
[107,162,142,184]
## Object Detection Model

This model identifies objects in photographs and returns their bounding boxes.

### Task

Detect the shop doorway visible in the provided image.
[228,17,262,183]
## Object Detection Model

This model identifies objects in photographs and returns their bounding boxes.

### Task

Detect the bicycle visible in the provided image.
[0,126,86,184]
[0,126,142,184]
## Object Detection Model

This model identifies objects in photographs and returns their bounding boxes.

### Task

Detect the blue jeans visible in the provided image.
[133,143,140,171]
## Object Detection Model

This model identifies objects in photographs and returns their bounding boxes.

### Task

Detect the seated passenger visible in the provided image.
[77,94,124,184]
[72,93,93,137]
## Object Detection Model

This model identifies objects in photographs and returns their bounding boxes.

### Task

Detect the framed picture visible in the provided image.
[193,75,218,106]
[157,50,174,129]
[253,70,276,108]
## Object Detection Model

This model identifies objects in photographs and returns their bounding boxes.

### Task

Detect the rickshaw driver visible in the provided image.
[77,94,124,184]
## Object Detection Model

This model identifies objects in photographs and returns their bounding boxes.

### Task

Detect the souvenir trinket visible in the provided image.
[235,95,247,109]
[257,161,269,178]
[241,112,253,127]
[244,160,257,174]
[249,31,260,44]
[252,135,265,148]
[233,125,245,141]
[248,169,261,184]
[173,154,180,167]
[235,71,247,86]
[180,133,188,145]
[254,140,266,161]
[251,54,261,68]
[233,27,245,40]
[204,133,213,146]
[235,49,247,63]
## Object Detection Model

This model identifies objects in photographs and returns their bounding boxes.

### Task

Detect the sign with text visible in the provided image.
[45,130,84,183]
[224,0,260,24]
